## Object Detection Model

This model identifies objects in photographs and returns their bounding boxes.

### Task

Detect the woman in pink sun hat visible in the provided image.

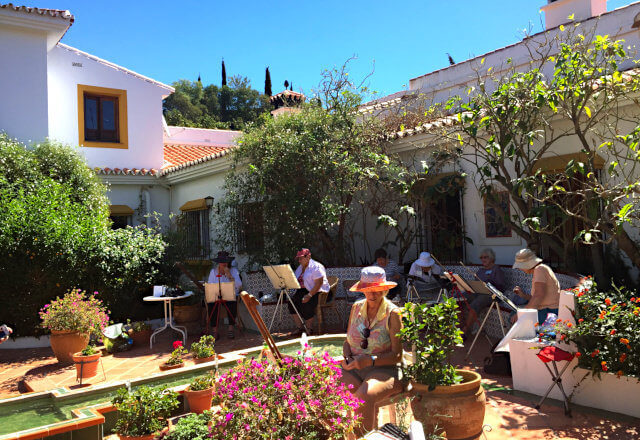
[341,266,403,435]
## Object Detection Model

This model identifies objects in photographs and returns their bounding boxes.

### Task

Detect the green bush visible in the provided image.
[112,385,179,436]
[0,136,167,336]
[164,411,212,440]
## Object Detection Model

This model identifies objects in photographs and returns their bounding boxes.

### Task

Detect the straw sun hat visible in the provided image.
[350,266,397,293]
[512,248,543,270]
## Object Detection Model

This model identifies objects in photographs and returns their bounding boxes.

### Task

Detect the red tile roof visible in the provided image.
[0,3,74,22]
[161,143,234,175]
[95,167,158,176]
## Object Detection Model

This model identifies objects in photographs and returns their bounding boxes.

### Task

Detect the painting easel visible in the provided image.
[240,291,283,366]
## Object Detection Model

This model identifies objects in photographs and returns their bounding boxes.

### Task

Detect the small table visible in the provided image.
[143,292,193,349]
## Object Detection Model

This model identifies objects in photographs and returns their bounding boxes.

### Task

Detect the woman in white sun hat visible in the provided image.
[407,251,442,293]
[511,248,560,324]
[341,266,403,435]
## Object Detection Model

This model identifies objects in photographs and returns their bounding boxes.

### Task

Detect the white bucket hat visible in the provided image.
[513,248,542,270]
[415,252,435,268]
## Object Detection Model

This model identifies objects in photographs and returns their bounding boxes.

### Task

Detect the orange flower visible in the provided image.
[611,305,618,312]
[626,344,631,350]
[605,298,612,306]
[599,311,606,319]
[577,292,585,297]
[601,361,607,366]
[610,329,616,335]
[620,338,630,345]
[567,322,573,327]
[620,353,627,362]
[575,352,581,357]
[556,318,562,323]
[560,334,566,340]
[578,318,584,323]
[616,370,624,378]
[602,365,609,372]
[631,297,636,302]
[634,309,639,316]
[534,322,539,327]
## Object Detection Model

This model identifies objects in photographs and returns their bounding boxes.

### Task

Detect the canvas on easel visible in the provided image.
[204,281,236,303]
[467,280,493,295]
[451,273,474,293]
[263,264,300,291]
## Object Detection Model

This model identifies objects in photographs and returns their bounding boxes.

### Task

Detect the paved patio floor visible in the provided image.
[1,325,639,439]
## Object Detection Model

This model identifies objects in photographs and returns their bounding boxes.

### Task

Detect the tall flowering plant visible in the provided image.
[209,351,361,439]
[39,289,109,336]
[556,278,639,379]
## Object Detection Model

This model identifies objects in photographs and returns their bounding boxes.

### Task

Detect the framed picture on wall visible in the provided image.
[484,191,511,238]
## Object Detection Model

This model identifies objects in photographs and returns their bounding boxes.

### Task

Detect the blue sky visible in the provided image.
[33,0,633,98]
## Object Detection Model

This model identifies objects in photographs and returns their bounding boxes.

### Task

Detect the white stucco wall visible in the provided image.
[105,182,170,228]
[0,25,49,144]
[47,44,170,170]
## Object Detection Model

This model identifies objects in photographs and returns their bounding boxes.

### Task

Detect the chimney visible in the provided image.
[541,0,607,30]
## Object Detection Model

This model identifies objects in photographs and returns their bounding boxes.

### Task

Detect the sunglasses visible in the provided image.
[360,327,371,350]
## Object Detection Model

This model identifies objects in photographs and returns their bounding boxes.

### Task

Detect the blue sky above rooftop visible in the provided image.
[31,0,634,98]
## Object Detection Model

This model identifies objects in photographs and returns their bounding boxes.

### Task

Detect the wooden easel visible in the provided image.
[240,291,283,365]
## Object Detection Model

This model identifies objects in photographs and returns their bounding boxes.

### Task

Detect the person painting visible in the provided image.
[341,266,403,435]
[511,248,561,324]
[462,248,506,335]
[206,251,242,339]
[407,251,442,297]
[288,248,330,335]
[373,248,402,300]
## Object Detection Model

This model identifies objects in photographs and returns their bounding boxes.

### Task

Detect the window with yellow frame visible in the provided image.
[77,84,128,149]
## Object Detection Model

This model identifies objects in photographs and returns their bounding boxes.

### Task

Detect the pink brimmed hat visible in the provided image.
[296,248,311,259]
[350,266,397,293]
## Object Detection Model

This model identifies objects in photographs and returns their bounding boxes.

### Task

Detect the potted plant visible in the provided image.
[163,411,212,440]
[190,335,216,364]
[160,341,187,371]
[399,298,486,440]
[72,344,101,379]
[39,289,110,364]
[112,385,179,440]
[184,372,216,414]
[128,320,152,347]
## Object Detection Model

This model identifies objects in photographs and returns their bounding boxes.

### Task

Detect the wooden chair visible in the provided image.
[315,276,341,334]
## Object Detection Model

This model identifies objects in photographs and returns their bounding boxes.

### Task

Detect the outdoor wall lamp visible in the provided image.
[204,196,214,208]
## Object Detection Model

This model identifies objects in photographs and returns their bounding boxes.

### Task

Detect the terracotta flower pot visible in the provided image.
[184,385,215,414]
[49,330,90,364]
[193,354,217,364]
[410,369,486,440]
[131,329,152,347]
[72,351,101,379]
[159,362,184,371]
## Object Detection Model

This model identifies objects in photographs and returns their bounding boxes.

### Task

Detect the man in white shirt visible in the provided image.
[289,248,330,335]
[207,251,242,339]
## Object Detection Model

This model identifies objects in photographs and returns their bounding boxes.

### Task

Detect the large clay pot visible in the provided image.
[49,330,90,364]
[184,385,215,414]
[72,351,101,379]
[410,369,486,440]
[130,329,152,347]
[173,304,201,323]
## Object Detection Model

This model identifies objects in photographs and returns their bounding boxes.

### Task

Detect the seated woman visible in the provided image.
[288,248,330,335]
[462,248,506,334]
[341,266,403,435]
[511,248,560,324]
[206,251,242,339]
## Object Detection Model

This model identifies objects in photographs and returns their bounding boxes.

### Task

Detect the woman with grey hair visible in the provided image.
[462,248,506,335]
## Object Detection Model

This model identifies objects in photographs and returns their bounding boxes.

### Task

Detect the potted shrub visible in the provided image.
[399,298,486,440]
[128,320,152,347]
[160,341,187,371]
[72,344,101,379]
[209,352,360,439]
[163,411,212,440]
[190,335,216,364]
[184,372,215,414]
[112,385,179,440]
[40,289,110,364]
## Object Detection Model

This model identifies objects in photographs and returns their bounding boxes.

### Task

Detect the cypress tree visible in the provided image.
[289,81,293,91]
[221,59,227,87]
[264,67,272,96]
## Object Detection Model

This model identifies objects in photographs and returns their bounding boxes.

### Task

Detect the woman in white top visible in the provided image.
[207,251,242,339]
[288,248,330,335]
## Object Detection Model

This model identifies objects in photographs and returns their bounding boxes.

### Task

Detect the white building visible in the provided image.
[1,1,639,272]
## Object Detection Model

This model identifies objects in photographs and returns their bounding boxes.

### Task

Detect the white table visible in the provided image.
[143,292,193,349]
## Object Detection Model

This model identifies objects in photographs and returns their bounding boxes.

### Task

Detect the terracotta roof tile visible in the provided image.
[160,143,234,175]
[94,167,157,176]
[0,3,74,21]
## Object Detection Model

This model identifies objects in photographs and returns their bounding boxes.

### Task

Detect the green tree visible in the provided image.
[265,66,272,96]
[217,66,389,265]
[0,136,168,335]
[439,26,640,279]
[221,59,227,87]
